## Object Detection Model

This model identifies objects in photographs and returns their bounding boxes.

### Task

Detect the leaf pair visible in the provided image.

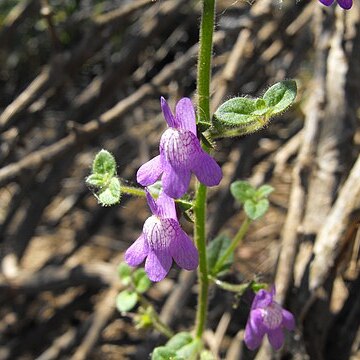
[86,150,121,206]
[230,181,273,220]
[212,80,297,138]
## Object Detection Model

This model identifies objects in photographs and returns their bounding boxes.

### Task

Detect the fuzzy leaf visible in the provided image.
[230,181,256,204]
[133,268,151,294]
[256,185,274,198]
[151,347,181,360]
[244,198,269,220]
[97,177,121,206]
[213,97,269,133]
[92,149,117,177]
[263,80,297,116]
[176,339,201,360]
[117,262,132,286]
[166,332,193,351]
[86,173,106,187]
[116,290,138,312]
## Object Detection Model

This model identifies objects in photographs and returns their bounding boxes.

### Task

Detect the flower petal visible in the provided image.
[318,0,334,5]
[267,328,285,350]
[162,165,191,199]
[192,151,222,187]
[145,189,158,216]
[125,235,149,267]
[137,155,163,186]
[244,309,266,350]
[175,97,197,135]
[156,192,177,220]
[145,250,172,282]
[337,0,352,9]
[160,128,199,169]
[161,97,177,128]
[170,229,198,270]
[251,289,274,310]
[281,309,295,330]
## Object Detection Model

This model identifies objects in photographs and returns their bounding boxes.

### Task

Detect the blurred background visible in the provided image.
[0,0,359,359]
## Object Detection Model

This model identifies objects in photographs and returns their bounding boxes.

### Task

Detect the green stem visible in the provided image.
[139,296,174,338]
[194,182,208,339]
[194,0,216,340]
[209,277,253,294]
[196,0,216,126]
[121,185,146,197]
[212,217,251,275]
[121,185,193,208]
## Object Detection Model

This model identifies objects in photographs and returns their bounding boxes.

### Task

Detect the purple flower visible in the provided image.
[244,287,295,351]
[137,97,222,199]
[125,190,198,282]
[318,0,352,9]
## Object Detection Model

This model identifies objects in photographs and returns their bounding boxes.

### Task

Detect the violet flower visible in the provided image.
[137,97,222,199]
[244,287,295,350]
[125,190,198,282]
[318,0,352,9]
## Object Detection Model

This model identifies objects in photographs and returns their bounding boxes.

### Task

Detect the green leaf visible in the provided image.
[133,268,151,293]
[86,173,105,187]
[166,332,193,351]
[116,290,138,312]
[92,149,117,177]
[117,262,132,286]
[230,181,256,204]
[244,198,269,220]
[256,185,274,198]
[151,347,182,360]
[176,339,201,360]
[97,177,121,206]
[212,97,270,137]
[263,80,297,116]
[211,80,297,139]
[207,234,233,276]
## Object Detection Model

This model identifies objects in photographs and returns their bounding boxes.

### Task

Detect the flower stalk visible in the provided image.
[194,0,216,339]
[212,217,251,276]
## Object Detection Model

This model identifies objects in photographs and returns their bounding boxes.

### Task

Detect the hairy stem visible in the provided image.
[194,0,216,340]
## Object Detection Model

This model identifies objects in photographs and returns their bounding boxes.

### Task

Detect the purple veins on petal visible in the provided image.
[136,97,222,198]
[244,287,295,351]
[124,191,198,282]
